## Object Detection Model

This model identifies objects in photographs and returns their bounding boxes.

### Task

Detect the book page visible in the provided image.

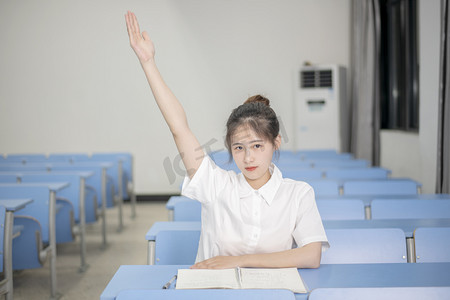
[240,268,307,293]
[176,269,240,290]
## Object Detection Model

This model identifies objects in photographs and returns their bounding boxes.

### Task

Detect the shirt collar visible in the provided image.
[237,163,282,206]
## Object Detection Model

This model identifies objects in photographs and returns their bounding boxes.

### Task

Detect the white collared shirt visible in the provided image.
[182,156,329,263]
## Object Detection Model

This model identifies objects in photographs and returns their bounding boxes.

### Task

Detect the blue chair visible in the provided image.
[91,153,134,201]
[305,180,341,196]
[297,149,340,160]
[371,199,450,219]
[0,184,67,298]
[0,175,18,183]
[316,199,365,220]
[280,169,324,180]
[309,287,450,300]
[155,230,200,265]
[321,228,407,264]
[47,153,90,163]
[173,200,201,222]
[20,173,97,223]
[275,160,313,169]
[312,159,369,168]
[343,179,419,196]
[0,164,48,172]
[0,183,73,246]
[3,154,47,164]
[116,289,296,300]
[414,227,450,263]
[325,167,391,179]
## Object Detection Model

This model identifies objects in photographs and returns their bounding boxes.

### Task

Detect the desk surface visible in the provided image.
[0,198,33,211]
[323,218,450,237]
[100,263,450,300]
[146,221,201,240]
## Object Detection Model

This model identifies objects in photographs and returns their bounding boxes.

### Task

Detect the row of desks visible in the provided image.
[145,219,450,264]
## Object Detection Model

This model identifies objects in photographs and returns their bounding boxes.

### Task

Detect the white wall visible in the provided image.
[380,0,441,193]
[0,0,350,194]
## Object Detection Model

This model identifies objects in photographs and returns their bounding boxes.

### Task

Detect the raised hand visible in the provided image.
[125,11,155,63]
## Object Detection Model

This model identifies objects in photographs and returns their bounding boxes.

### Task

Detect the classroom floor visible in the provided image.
[12,201,168,300]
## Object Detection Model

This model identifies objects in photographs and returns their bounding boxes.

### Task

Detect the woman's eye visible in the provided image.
[234,146,243,151]
[254,144,262,149]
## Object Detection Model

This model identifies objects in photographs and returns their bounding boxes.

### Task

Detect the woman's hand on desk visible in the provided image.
[125,11,155,64]
[190,256,243,269]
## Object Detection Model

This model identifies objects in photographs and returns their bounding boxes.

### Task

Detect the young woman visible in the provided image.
[125,11,329,270]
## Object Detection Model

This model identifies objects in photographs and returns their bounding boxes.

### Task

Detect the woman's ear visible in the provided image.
[274,134,282,150]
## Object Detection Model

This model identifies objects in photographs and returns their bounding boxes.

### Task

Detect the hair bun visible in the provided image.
[244,94,270,107]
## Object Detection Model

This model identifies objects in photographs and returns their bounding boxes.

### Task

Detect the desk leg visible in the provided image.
[49,191,61,299]
[79,178,88,272]
[364,205,372,220]
[406,237,416,263]
[148,241,155,265]
[130,182,136,219]
[4,211,14,300]
[101,168,107,249]
[117,162,124,232]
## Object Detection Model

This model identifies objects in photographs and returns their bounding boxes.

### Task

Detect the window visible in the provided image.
[379,0,419,131]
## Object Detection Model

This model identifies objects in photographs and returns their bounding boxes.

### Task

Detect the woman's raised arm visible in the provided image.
[125,11,203,178]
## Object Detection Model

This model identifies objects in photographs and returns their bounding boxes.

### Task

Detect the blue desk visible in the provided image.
[0,198,33,300]
[146,222,201,264]
[100,263,450,300]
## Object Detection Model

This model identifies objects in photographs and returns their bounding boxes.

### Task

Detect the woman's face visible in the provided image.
[230,125,280,189]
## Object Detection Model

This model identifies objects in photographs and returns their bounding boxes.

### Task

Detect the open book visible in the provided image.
[175,267,307,293]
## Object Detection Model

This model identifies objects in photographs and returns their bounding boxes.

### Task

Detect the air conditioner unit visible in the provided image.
[294,64,348,152]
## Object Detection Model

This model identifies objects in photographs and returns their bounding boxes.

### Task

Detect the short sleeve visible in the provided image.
[181,155,230,204]
[292,185,330,252]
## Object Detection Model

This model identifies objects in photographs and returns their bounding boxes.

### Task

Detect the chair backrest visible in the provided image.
[20,174,83,221]
[0,185,51,242]
[0,164,48,172]
[343,179,418,196]
[173,201,201,222]
[0,205,6,272]
[48,163,108,206]
[91,152,134,197]
[414,227,450,263]
[306,180,341,196]
[316,199,365,220]
[3,154,47,164]
[312,159,369,168]
[321,228,407,264]
[155,230,200,265]
[116,289,296,300]
[47,153,90,163]
[0,174,19,183]
[309,287,450,300]
[371,199,450,219]
[325,167,390,180]
[281,169,324,180]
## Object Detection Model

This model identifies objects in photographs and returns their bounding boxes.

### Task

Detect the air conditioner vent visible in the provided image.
[300,69,333,88]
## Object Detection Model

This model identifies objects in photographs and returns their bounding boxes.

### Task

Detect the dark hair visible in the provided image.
[225,95,280,159]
